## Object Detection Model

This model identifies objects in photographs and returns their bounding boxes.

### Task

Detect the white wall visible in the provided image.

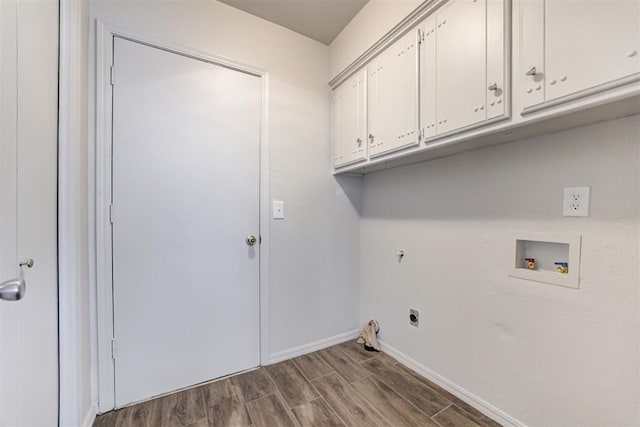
[88,0,361,375]
[330,0,421,78]
[360,115,640,426]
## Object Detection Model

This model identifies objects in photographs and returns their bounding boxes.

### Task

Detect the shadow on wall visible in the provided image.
[360,115,640,222]
[335,174,364,215]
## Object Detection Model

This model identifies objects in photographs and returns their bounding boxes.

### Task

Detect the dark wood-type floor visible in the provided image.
[94,341,502,427]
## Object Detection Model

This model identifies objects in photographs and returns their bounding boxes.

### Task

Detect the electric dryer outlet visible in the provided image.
[409,309,419,327]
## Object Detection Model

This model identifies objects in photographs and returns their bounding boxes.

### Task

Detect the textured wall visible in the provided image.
[360,115,640,425]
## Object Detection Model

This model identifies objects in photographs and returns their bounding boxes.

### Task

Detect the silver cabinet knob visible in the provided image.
[0,278,25,301]
[488,82,498,91]
[525,66,537,76]
[246,235,257,246]
[356,138,362,147]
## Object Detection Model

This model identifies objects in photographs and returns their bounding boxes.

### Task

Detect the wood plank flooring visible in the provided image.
[94,341,502,427]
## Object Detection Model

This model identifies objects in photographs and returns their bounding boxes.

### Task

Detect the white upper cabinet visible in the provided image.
[433,0,508,136]
[368,29,419,158]
[331,0,639,173]
[520,0,640,110]
[332,0,510,169]
[435,0,487,134]
[519,0,545,107]
[486,0,508,119]
[419,15,437,139]
[332,70,367,168]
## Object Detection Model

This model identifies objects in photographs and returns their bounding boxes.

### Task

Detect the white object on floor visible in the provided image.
[357,319,381,351]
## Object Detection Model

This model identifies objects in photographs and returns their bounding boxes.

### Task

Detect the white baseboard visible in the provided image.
[268,329,360,364]
[379,340,525,427]
[82,405,97,427]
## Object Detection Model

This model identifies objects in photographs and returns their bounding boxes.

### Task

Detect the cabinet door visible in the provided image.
[333,71,366,168]
[332,89,345,167]
[420,16,437,140]
[436,0,487,134]
[519,0,545,109]
[486,0,507,119]
[343,71,366,165]
[545,0,640,101]
[369,30,419,158]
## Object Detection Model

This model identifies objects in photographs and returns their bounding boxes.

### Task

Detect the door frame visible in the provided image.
[93,21,271,412]
[59,1,87,425]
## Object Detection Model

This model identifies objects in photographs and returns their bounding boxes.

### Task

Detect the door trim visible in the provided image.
[59,2,93,426]
[93,21,271,412]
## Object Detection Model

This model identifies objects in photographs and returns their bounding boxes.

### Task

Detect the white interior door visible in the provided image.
[111,37,262,406]
[0,1,59,425]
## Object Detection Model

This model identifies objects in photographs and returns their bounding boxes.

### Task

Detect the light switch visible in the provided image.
[273,200,284,219]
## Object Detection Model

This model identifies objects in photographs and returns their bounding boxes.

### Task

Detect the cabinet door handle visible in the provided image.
[488,82,498,91]
[356,138,362,147]
[369,134,374,142]
[525,66,537,76]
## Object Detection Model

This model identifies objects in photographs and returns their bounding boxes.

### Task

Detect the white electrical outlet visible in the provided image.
[563,187,590,217]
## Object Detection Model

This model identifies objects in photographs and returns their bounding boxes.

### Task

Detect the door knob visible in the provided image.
[488,82,498,91]
[246,235,257,246]
[525,66,537,76]
[0,278,25,301]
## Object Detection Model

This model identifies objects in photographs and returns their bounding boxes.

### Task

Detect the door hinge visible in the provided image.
[417,28,422,44]
[109,204,114,224]
[111,339,117,360]
[110,65,115,86]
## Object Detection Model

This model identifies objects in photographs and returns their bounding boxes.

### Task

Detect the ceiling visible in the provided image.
[218,0,369,45]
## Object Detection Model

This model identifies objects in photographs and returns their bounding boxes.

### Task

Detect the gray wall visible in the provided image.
[360,115,640,425]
